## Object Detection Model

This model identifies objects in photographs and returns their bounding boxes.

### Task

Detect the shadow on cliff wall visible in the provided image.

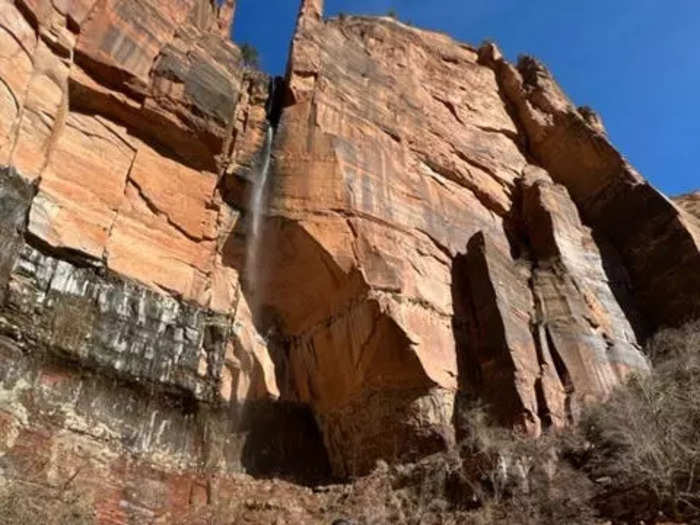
[448,237,541,436]
[218,153,338,482]
[592,231,651,343]
[450,249,488,441]
[0,338,332,486]
[0,167,35,303]
[237,400,332,484]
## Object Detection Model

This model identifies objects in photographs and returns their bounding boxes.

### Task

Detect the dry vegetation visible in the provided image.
[578,320,700,522]
[175,321,700,524]
[456,320,700,524]
[0,480,94,525]
[1,322,698,524]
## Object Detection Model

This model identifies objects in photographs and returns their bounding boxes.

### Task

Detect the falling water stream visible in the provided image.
[245,125,274,296]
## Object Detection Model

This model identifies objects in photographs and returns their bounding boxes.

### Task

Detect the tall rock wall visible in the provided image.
[0,0,327,521]
[480,47,700,329]
[252,0,697,475]
[0,0,698,517]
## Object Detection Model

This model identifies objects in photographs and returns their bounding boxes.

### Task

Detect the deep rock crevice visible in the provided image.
[478,44,700,332]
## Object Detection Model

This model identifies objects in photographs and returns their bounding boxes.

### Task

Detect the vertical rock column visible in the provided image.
[216,0,236,38]
[460,166,650,432]
[265,0,463,476]
[479,43,700,330]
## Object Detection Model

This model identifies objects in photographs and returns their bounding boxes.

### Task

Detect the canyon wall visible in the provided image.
[0,0,698,519]
[259,0,697,475]
[0,0,326,521]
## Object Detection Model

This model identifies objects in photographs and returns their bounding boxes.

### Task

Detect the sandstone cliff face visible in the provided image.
[2,0,260,307]
[0,0,282,394]
[258,0,684,475]
[675,191,700,221]
[0,0,698,518]
[0,0,325,521]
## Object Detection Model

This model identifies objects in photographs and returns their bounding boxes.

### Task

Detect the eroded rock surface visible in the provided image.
[244,0,679,475]
[479,44,700,328]
[0,0,270,308]
[0,0,698,515]
[0,0,327,520]
[264,2,529,476]
[675,191,700,221]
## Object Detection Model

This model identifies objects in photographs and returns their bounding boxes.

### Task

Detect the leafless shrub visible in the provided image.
[456,402,597,524]
[578,321,700,522]
[516,54,546,87]
[646,319,700,365]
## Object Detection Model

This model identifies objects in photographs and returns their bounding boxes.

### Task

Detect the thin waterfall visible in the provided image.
[245,125,274,297]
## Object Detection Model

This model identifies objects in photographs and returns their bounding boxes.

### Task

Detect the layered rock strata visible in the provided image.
[0,0,325,520]
[0,0,698,515]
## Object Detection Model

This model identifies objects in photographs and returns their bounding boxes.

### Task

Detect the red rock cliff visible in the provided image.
[0,0,323,521]
[0,0,698,518]
[252,0,696,476]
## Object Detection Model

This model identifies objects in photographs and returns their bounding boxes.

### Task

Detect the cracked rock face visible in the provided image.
[0,0,699,516]
[0,0,326,520]
[255,1,695,474]
[264,3,530,476]
[0,0,270,309]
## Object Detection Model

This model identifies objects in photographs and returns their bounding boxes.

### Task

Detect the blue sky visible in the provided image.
[233,0,699,196]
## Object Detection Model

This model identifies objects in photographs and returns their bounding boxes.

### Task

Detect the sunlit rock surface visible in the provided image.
[0,0,698,517]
